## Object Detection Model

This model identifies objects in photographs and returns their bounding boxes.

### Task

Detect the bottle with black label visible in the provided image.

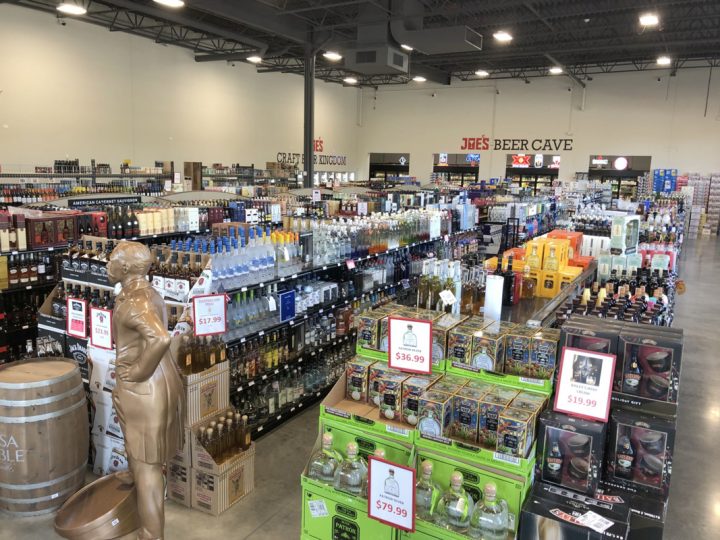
[544,437,564,483]
[615,432,635,479]
[623,345,643,394]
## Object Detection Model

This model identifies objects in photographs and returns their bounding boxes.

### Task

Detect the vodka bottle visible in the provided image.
[468,483,509,540]
[435,471,474,533]
[308,432,342,485]
[334,442,368,498]
[415,460,441,521]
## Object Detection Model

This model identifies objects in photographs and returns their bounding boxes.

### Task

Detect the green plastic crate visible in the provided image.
[398,518,515,540]
[321,416,415,466]
[414,445,534,535]
[444,362,552,395]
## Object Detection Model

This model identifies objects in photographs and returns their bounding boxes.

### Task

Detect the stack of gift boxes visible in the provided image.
[520,316,682,539]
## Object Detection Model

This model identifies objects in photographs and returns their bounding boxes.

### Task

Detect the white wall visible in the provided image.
[0,4,360,174]
[357,68,720,180]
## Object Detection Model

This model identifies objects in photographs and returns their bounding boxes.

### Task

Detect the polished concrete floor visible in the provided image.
[2,238,718,539]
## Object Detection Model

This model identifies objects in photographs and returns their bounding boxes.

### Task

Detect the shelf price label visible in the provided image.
[553,346,616,423]
[192,294,227,336]
[388,317,432,374]
[367,456,415,532]
[66,298,88,339]
[90,307,113,350]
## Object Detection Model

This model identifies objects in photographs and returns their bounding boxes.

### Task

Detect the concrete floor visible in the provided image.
[2,237,719,539]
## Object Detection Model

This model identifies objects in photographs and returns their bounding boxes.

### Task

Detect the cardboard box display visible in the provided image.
[447,324,478,367]
[356,310,387,349]
[536,409,606,496]
[345,357,375,402]
[464,379,496,394]
[538,270,560,298]
[561,319,620,357]
[430,374,467,394]
[417,390,454,439]
[91,432,128,477]
[478,391,515,449]
[518,482,630,540]
[375,372,408,422]
[524,239,545,271]
[88,345,117,395]
[431,313,468,367]
[523,328,561,380]
[605,409,675,500]
[191,444,255,516]
[167,461,191,507]
[497,407,535,458]
[449,385,488,443]
[183,361,230,426]
[91,389,124,440]
[368,363,402,407]
[460,321,508,373]
[611,215,640,255]
[401,375,435,426]
[510,391,547,415]
[503,326,537,376]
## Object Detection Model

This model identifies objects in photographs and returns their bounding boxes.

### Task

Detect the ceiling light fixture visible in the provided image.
[493,30,513,42]
[343,77,358,85]
[549,66,563,75]
[639,13,659,26]
[400,44,413,51]
[246,55,263,64]
[323,51,343,61]
[657,55,672,66]
[56,1,87,15]
[153,0,185,7]
[412,76,427,82]
[475,70,489,78]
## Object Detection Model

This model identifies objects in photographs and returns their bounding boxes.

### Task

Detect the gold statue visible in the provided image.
[108,241,184,540]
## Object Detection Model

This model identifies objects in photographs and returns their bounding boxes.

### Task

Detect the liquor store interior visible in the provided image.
[1,2,719,540]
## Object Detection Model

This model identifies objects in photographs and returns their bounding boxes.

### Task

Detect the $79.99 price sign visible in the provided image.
[388,317,432,374]
[367,456,415,532]
[192,294,227,336]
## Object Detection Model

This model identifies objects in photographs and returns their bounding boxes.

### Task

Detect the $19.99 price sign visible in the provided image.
[367,456,415,532]
[192,294,227,336]
[388,317,432,374]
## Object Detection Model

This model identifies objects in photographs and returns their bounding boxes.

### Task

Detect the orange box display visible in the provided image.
[548,230,583,259]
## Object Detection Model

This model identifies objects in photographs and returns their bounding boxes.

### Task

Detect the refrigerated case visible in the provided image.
[505,154,560,195]
[587,155,651,201]
[368,153,410,184]
[432,153,479,185]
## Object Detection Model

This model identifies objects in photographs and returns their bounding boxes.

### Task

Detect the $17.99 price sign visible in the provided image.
[367,456,415,532]
[192,294,227,336]
[388,317,432,374]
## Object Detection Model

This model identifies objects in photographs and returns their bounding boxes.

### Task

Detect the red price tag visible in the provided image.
[388,317,432,374]
[192,294,227,336]
[66,298,87,339]
[367,456,415,532]
[90,307,113,350]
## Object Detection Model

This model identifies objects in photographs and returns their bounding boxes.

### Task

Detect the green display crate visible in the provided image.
[355,343,447,373]
[301,478,397,540]
[322,416,415,466]
[398,517,514,540]
[444,362,553,395]
[414,445,534,535]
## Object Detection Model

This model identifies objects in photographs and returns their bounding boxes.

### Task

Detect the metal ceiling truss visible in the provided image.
[5,0,720,86]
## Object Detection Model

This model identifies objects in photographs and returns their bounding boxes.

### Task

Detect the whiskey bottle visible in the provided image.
[19,254,30,284]
[622,346,642,394]
[544,438,564,483]
[8,256,19,287]
[519,265,536,299]
[615,433,635,479]
[29,254,38,283]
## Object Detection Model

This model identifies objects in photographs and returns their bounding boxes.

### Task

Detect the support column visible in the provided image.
[303,44,315,188]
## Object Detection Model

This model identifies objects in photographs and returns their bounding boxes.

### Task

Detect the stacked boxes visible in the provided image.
[706,174,720,234]
[431,313,468,369]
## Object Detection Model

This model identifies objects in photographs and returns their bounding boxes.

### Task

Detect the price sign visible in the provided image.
[312,189,321,202]
[90,307,113,350]
[388,317,432,374]
[192,294,227,336]
[279,290,296,322]
[367,456,415,532]
[553,347,616,423]
[66,298,88,339]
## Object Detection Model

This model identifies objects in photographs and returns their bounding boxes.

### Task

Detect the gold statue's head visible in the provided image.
[107,241,153,285]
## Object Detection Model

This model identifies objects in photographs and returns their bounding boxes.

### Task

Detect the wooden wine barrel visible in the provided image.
[0,359,89,516]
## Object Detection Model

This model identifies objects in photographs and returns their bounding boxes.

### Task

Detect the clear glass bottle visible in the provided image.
[435,471,473,533]
[544,245,559,271]
[334,442,368,498]
[308,432,341,485]
[415,460,441,522]
[468,482,509,540]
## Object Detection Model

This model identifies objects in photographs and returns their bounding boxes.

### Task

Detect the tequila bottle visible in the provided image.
[415,460,441,522]
[544,246,559,271]
[435,471,474,533]
[334,442,368,498]
[526,244,542,270]
[308,432,342,485]
[468,482,509,540]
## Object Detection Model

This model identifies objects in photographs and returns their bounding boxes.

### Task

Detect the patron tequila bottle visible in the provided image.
[308,432,341,485]
[334,442,368,498]
[435,471,474,533]
[468,482,508,540]
[415,460,441,522]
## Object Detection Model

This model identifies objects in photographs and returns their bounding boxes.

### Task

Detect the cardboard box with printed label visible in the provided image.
[183,361,230,426]
[191,444,255,516]
[91,432,128,477]
[168,461,192,507]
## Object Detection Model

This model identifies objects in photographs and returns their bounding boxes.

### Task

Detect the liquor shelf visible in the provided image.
[222,226,481,296]
[0,245,67,257]
[2,280,58,293]
[234,333,355,394]
[252,382,335,439]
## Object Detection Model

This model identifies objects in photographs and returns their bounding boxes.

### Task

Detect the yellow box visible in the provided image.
[524,240,546,271]
[543,239,570,271]
[559,266,582,289]
[538,270,560,298]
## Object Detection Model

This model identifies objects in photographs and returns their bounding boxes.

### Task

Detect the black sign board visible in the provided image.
[68,196,142,209]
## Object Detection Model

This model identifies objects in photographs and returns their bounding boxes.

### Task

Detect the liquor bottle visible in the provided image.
[177,336,193,376]
[468,482,509,540]
[615,432,635,479]
[623,346,643,394]
[526,244,542,270]
[543,438,564,483]
[435,471,474,533]
[333,442,367,498]
[28,254,38,283]
[544,246,559,271]
[123,207,133,239]
[519,265,536,299]
[18,254,30,284]
[427,262,442,312]
[131,207,140,237]
[442,262,456,313]
[8,256,19,287]
[417,260,431,309]
[415,460,441,521]
[308,432,342,485]
[500,256,515,306]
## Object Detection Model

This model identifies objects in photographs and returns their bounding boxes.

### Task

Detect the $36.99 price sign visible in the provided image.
[192,294,227,336]
[388,317,432,374]
[367,456,415,532]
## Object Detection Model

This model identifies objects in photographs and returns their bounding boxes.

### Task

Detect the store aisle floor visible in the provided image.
[1,238,719,540]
